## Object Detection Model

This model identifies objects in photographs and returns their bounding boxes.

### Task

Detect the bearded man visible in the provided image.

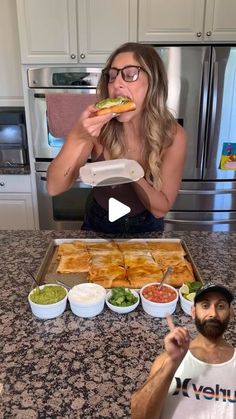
[131,283,235,419]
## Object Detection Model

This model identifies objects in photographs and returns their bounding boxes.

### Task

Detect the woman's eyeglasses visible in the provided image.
[103,65,144,83]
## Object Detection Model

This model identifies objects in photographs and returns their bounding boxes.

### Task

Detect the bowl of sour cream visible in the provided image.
[68,283,106,318]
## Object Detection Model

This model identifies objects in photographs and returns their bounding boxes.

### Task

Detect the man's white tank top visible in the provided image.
[160,349,236,419]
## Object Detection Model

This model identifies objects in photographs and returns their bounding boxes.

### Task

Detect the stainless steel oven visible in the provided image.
[35,161,92,229]
[27,67,101,229]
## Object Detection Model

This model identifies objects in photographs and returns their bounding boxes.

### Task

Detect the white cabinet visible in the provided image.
[204,0,236,42]
[77,0,137,64]
[0,175,35,230]
[0,0,23,106]
[16,0,78,64]
[138,0,236,43]
[16,0,137,65]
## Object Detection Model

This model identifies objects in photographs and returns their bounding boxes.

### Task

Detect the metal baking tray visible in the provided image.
[34,238,203,289]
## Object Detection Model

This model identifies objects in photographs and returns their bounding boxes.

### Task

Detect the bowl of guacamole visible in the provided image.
[28,284,68,320]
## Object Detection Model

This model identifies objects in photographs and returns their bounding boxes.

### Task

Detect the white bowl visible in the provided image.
[68,283,106,318]
[140,283,178,318]
[179,285,194,316]
[106,289,140,314]
[28,284,68,320]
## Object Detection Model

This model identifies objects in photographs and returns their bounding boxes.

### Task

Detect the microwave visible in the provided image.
[0,107,29,168]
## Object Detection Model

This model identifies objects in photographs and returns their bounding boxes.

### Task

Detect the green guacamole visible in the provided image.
[30,285,66,305]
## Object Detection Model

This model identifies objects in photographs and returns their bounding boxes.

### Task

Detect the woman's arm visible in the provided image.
[131,316,190,419]
[133,124,187,217]
[47,106,114,196]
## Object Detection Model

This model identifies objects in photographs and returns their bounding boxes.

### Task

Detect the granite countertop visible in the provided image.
[1,230,236,419]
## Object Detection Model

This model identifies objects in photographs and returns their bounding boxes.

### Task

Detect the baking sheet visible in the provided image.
[34,238,203,289]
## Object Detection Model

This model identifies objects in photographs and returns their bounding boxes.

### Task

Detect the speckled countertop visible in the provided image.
[1,230,236,419]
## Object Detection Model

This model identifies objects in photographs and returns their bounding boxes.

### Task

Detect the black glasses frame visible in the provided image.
[102,65,144,83]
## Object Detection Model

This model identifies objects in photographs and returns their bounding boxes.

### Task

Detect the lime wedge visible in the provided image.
[181,284,189,295]
[186,292,196,302]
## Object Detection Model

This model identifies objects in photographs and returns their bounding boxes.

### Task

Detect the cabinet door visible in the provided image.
[0,0,23,106]
[138,0,205,42]
[0,194,35,230]
[204,0,236,42]
[77,0,137,64]
[16,0,78,64]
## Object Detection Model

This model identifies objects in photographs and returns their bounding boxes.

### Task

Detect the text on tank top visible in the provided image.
[160,349,236,419]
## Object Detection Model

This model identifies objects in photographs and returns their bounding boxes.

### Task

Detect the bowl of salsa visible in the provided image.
[140,283,178,317]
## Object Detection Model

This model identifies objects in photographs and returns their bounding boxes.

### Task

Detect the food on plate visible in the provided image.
[108,287,138,307]
[142,284,177,303]
[30,285,66,305]
[117,241,149,252]
[123,252,156,268]
[58,241,87,256]
[54,240,197,289]
[147,241,186,255]
[181,281,202,301]
[164,263,194,287]
[127,266,163,288]
[89,265,127,288]
[57,252,90,273]
[95,96,136,116]
[90,252,124,266]
[86,241,118,252]
[151,252,185,267]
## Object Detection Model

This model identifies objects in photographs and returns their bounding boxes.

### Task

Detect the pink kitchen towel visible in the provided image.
[46,93,97,138]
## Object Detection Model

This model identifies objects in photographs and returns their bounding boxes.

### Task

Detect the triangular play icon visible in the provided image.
[108,197,131,222]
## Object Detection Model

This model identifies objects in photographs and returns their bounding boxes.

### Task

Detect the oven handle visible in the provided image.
[39,175,86,187]
[40,176,81,181]
[34,93,46,98]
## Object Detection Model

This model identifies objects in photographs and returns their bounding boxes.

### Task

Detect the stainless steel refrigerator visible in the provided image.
[155,46,236,231]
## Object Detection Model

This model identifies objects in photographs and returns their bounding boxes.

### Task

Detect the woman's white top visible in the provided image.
[160,349,236,419]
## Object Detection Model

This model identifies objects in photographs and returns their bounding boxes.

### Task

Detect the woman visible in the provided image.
[47,42,187,234]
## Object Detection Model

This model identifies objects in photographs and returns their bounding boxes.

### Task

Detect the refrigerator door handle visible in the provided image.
[205,61,218,168]
[179,188,236,194]
[197,60,209,169]
[166,219,236,225]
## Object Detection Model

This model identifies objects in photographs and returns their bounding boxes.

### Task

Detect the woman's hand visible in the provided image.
[72,105,115,143]
[164,315,190,366]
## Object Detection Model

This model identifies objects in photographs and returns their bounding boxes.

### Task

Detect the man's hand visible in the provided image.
[164,315,190,365]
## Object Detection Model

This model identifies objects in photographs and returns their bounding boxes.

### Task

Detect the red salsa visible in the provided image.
[142,284,176,303]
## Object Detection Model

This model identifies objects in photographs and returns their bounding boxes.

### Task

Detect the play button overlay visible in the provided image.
[108,198,131,222]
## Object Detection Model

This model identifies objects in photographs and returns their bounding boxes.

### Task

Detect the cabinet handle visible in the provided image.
[70,53,76,59]
[196,32,202,37]
[0,182,5,186]
[206,31,212,36]
[80,53,85,59]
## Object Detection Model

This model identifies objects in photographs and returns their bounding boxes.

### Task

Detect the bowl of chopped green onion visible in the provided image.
[106,287,140,314]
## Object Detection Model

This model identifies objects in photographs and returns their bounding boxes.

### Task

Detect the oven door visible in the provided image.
[35,170,92,230]
[29,88,92,159]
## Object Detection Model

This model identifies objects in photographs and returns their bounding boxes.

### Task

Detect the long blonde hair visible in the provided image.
[97,42,177,190]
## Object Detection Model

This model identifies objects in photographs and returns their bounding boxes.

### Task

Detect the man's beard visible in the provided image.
[195,314,230,340]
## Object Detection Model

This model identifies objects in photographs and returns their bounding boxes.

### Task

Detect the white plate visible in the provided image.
[79,159,144,186]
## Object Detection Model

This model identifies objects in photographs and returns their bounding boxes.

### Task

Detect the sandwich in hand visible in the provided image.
[95,96,136,116]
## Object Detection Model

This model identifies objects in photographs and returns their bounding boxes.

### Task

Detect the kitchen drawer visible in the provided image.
[0,174,31,193]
